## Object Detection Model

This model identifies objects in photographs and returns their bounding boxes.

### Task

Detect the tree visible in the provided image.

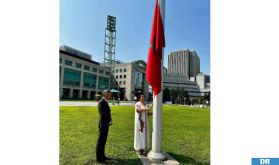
[180,87,185,97]
[185,90,189,100]
[176,87,181,97]
[171,88,178,104]
[185,90,191,105]
[163,87,171,102]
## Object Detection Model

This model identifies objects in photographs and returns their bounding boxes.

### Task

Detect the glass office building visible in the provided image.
[59,45,110,99]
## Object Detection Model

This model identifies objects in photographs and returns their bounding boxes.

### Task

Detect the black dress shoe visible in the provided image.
[104,157,112,160]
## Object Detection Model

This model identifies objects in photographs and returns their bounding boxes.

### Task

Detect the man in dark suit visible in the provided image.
[96,89,112,163]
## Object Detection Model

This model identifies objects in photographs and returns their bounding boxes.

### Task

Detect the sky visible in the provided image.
[60,0,210,75]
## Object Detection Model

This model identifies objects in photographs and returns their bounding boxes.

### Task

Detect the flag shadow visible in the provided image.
[167,152,210,165]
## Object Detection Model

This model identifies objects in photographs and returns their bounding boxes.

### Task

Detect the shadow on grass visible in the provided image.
[168,152,210,165]
[84,158,141,165]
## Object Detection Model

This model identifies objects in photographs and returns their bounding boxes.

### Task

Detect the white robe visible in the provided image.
[134,102,150,151]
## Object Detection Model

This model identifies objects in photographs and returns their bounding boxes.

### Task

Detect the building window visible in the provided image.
[75,63,82,68]
[84,65,90,70]
[105,71,110,76]
[116,75,118,79]
[120,69,123,73]
[60,58,62,63]
[98,76,109,89]
[124,68,127,72]
[116,69,119,73]
[65,60,72,66]
[123,81,126,85]
[112,69,115,73]
[120,75,122,78]
[92,68,97,72]
[99,69,104,74]
[63,68,81,86]
[119,81,122,85]
[83,72,97,88]
[124,75,126,78]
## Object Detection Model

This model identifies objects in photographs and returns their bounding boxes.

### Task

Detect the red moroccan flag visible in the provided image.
[146,0,165,95]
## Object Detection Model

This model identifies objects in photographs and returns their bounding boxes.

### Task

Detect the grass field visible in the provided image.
[60,105,210,165]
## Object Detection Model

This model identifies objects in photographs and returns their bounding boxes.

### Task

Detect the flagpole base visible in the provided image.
[147,151,166,162]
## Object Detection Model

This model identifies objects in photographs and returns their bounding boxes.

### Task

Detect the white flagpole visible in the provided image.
[147,0,166,162]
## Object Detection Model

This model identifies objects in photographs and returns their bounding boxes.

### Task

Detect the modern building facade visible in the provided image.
[112,60,149,101]
[168,49,200,78]
[163,74,202,97]
[59,45,110,99]
[59,45,209,100]
[163,66,168,74]
[196,72,210,94]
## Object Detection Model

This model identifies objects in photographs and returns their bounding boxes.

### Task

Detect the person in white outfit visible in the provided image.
[134,95,151,155]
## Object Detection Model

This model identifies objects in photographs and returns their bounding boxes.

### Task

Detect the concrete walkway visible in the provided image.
[138,152,179,165]
[60,101,135,106]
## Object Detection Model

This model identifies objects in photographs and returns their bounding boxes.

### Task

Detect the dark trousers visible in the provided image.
[96,126,109,161]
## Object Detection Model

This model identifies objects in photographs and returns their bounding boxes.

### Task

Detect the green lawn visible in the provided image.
[60,105,210,165]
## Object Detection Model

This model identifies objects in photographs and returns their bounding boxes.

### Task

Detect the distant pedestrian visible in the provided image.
[176,97,179,105]
[117,97,120,105]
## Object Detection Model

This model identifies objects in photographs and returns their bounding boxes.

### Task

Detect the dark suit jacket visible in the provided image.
[98,98,112,128]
